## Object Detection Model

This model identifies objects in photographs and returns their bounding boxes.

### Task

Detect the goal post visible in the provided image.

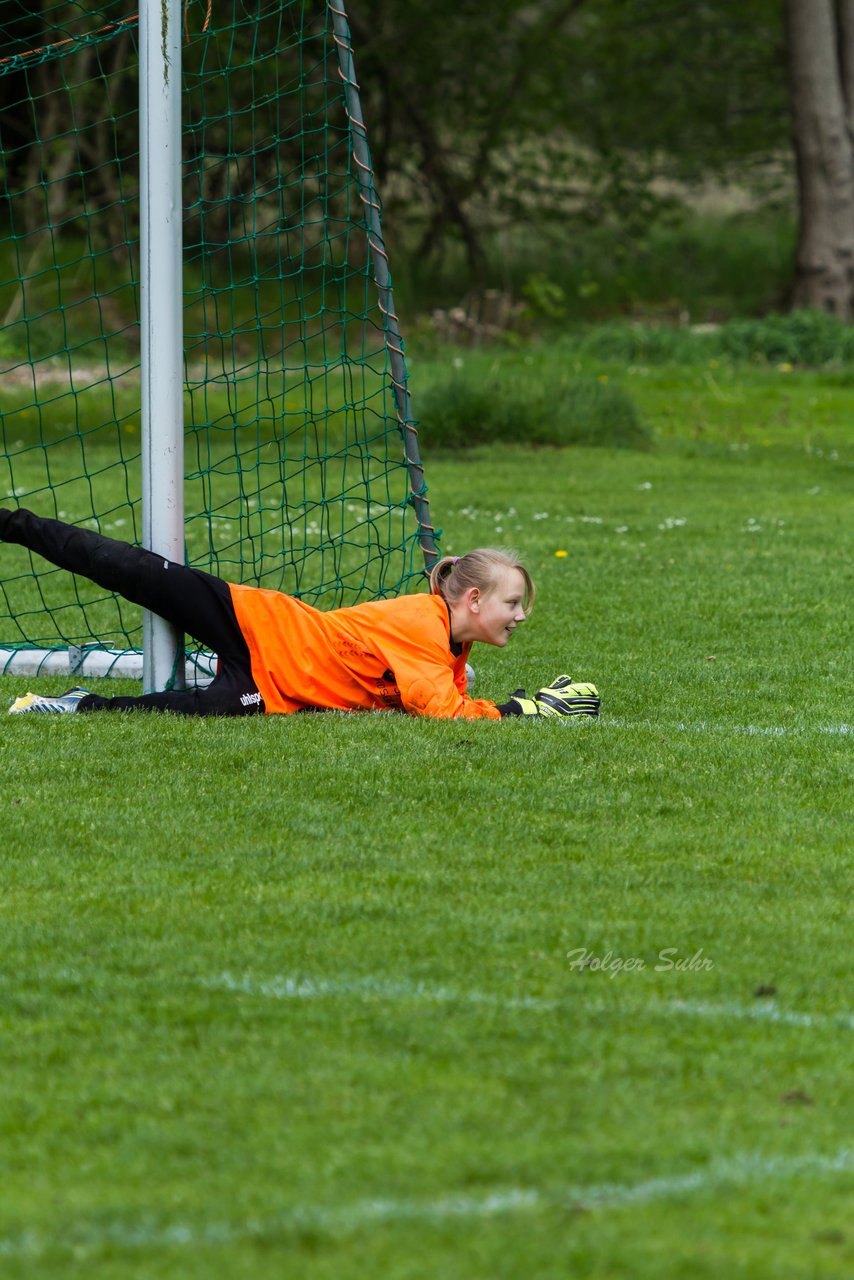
[0,0,436,684]
[139,0,185,694]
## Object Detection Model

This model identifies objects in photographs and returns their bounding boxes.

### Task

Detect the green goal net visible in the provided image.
[0,0,435,676]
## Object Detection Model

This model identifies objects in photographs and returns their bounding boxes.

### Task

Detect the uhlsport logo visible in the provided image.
[240,691,263,707]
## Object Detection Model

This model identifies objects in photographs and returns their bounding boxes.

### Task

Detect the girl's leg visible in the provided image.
[0,507,245,658]
[77,661,265,716]
[1,509,269,717]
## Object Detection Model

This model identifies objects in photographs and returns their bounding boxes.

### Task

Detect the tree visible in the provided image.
[784,0,854,317]
[4,1,854,317]
[349,0,590,275]
[350,0,792,279]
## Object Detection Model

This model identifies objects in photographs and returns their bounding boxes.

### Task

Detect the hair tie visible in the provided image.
[450,556,460,564]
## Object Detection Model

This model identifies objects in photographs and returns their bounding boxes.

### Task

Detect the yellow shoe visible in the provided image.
[8,688,90,714]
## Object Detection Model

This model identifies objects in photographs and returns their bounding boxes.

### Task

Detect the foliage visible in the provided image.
[0,210,799,374]
[568,310,854,367]
[569,0,787,177]
[397,209,797,332]
[716,310,854,366]
[351,0,789,264]
[0,0,793,277]
[415,358,651,450]
[568,322,719,364]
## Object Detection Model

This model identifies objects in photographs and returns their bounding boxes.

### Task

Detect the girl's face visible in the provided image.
[464,566,528,647]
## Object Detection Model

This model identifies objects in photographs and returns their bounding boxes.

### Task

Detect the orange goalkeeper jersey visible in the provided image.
[228,585,502,720]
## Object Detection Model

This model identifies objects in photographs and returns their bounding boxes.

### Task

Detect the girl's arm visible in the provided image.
[393,651,502,720]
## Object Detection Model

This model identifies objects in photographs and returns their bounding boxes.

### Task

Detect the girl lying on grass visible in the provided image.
[1,507,599,720]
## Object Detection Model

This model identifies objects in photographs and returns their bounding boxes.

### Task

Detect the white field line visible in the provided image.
[603,716,851,738]
[1,1148,852,1258]
[203,972,854,1032]
[663,997,854,1032]
[203,971,552,1011]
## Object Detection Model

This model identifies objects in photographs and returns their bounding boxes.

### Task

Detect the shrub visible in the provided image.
[562,310,854,367]
[416,368,651,450]
[570,323,714,364]
[717,310,854,366]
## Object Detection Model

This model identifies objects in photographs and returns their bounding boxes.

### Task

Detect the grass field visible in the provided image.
[1,384,852,1276]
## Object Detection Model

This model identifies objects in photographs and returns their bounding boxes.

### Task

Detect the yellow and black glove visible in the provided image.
[501,676,600,719]
[502,687,540,717]
[535,674,600,717]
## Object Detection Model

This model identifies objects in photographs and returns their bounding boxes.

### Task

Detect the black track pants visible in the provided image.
[0,508,265,716]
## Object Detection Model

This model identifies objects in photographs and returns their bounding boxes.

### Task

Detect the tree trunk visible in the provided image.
[785,0,854,317]
[838,0,854,135]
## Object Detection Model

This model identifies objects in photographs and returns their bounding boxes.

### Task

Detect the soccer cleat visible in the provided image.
[8,687,90,715]
[534,674,600,718]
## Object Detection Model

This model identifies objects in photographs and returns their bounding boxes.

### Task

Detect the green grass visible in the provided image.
[1,418,852,1276]
[409,339,854,456]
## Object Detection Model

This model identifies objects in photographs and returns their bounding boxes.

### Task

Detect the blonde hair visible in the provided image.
[429,548,535,615]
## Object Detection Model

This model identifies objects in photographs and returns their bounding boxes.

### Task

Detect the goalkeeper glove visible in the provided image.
[535,674,600,718]
[504,687,540,717]
[503,677,600,719]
